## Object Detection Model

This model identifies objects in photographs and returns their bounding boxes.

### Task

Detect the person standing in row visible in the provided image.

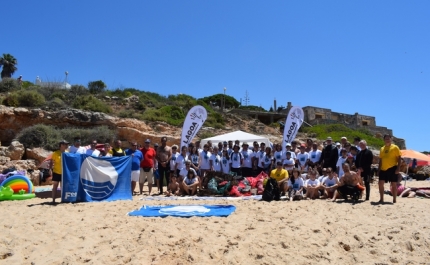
[355,140,373,201]
[69,138,86,154]
[139,139,156,195]
[156,136,172,195]
[378,134,402,203]
[241,142,253,177]
[125,141,143,195]
[319,137,338,171]
[50,140,69,204]
[110,139,126,156]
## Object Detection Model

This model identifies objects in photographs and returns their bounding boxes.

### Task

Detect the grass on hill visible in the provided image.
[301,124,384,149]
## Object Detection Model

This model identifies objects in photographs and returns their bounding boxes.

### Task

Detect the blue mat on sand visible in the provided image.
[128,205,236,217]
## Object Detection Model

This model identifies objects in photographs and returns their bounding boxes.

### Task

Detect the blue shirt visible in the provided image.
[125,149,143,171]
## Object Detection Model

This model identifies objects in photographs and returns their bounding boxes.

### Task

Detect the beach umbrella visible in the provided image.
[401,150,430,162]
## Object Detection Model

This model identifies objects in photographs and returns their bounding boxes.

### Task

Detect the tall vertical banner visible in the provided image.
[282,106,305,152]
[181,105,208,149]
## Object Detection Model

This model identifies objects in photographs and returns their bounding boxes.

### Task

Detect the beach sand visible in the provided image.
[1,181,429,265]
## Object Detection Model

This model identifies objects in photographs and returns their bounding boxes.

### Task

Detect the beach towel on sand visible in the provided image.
[128,205,236,217]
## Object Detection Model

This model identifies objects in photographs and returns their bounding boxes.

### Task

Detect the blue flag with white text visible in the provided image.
[61,153,132,202]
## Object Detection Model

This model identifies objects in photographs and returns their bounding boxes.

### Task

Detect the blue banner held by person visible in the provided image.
[61,153,132,202]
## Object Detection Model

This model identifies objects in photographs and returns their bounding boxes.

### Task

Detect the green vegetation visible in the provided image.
[2,90,46,107]
[238,105,267,112]
[17,124,116,151]
[199,94,240,109]
[72,95,112,113]
[301,124,384,148]
[0,78,19,92]
[88,80,107,94]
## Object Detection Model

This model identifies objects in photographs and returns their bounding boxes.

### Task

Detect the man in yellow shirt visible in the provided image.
[50,140,69,204]
[109,139,126,157]
[270,161,289,195]
[378,134,402,203]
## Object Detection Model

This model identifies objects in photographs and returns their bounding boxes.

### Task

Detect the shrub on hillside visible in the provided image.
[17,124,117,151]
[0,78,19,92]
[16,90,46,107]
[48,98,66,108]
[2,93,19,107]
[73,95,112,113]
[17,124,62,151]
[58,126,116,145]
[2,91,45,107]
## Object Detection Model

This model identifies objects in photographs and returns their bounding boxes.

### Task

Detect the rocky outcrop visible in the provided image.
[0,141,25,161]
[0,105,183,146]
[26,148,52,165]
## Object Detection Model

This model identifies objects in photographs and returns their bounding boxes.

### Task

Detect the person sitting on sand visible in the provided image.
[165,175,180,196]
[398,188,430,198]
[322,167,339,199]
[305,169,320,200]
[182,168,199,196]
[385,174,405,197]
[286,168,304,201]
[331,163,364,202]
[270,161,289,195]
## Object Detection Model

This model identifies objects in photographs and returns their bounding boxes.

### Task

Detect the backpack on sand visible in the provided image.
[262,177,280,202]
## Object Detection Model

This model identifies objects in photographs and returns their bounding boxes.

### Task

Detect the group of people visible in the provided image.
[48,133,403,204]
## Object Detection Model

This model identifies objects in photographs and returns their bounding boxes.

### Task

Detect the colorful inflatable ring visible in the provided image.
[0,175,33,194]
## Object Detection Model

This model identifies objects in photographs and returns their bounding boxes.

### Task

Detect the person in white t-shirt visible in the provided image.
[169,145,180,180]
[287,168,304,201]
[282,151,295,173]
[260,147,274,174]
[336,149,348,179]
[86,140,100,157]
[210,146,222,172]
[308,143,322,168]
[240,142,253,177]
[322,167,339,199]
[174,146,188,181]
[305,169,320,199]
[273,144,283,166]
[69,138,86,154]
[230,145,243,176]
[199,144,211,175]
[221,149,231,174]
[296,145,310,172]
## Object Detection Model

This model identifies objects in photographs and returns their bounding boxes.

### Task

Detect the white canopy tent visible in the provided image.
[200,130,271,147]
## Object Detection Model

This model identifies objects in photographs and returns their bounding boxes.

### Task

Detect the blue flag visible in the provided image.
[61,153,132,202]
[128,205,236,217]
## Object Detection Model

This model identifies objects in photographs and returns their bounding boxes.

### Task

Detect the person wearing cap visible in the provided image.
[340,137,348,148]
[169,144,180,182]
[241,142,253,177]
[139,139,157,195]
[125,141,143,195]
[297,144,310,172]
[319,137,339,171]
[69,138,86,154]
[346,153,355,170]
[270,161,289,195]
[355,140,374,200]
[222,141,228,153]
[282,143,297,164]
[230,144,243,176]
[86,140,101,157]
[336,149,348,179]
[49,140,69,204]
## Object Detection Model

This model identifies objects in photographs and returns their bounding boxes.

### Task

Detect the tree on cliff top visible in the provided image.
[199,94,240,109]
[88,80,107,94]
[0,54,18,79]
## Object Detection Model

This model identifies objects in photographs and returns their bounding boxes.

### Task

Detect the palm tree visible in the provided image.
[0,54,18,79]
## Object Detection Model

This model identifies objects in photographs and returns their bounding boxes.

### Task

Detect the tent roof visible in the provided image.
[201,130,270,147]
[401,150,430,162]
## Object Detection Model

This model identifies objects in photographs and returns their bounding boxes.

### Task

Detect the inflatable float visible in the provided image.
[0,175,35,201]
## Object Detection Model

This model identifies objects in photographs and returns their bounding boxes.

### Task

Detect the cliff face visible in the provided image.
[0,105,182,146]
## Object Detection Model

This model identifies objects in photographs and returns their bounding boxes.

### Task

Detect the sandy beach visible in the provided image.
[1,181,430,265]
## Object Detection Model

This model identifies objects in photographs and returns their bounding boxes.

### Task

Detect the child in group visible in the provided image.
[221,150,231,174]
[182,169,199,196]
[322,167,339,199]
[287,168,304,201]
[305,169,320,199]
[165,175,180,197]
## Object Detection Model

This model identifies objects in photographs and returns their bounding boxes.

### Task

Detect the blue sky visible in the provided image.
[3,1,430,151]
